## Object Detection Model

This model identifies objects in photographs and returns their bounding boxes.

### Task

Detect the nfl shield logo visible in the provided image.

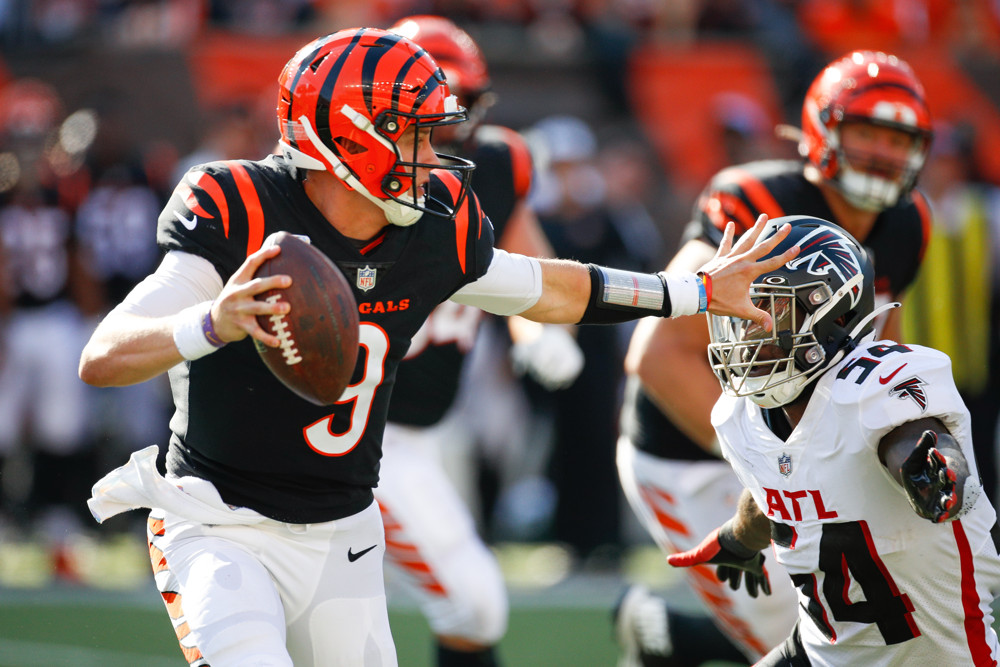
[778,453,792,477]
[357,265,377,292]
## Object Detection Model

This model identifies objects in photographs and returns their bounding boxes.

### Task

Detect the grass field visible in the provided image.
[0,540,688,666]
[4,539,999,667]
[0,582,627,667]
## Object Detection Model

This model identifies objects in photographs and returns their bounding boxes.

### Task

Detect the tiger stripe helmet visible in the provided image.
[277,28,474,226]
[800,51,932,212]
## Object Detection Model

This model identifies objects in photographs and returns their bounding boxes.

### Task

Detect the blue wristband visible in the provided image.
[696,274,708,314]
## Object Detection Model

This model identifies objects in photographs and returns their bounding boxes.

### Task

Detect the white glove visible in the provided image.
[510,324,584,391]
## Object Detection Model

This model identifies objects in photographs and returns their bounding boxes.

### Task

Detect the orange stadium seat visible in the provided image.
[627,41,785,202]
[185,30,309,111]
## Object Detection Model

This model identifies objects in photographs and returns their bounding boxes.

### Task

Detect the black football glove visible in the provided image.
[666,521,771,597]
[900,430,959,523]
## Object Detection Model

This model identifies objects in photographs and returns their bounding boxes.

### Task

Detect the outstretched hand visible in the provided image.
[666,524,772,598]
[699,214,800,331]
[900,430,961,523]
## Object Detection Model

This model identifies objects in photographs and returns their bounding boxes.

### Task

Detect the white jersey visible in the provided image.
[714,340,1000,667]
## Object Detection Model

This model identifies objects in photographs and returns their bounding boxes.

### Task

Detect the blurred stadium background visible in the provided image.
[1,1,1000,665]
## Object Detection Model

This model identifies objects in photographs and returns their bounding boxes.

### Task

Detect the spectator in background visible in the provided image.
[0,78,100,571]
[528,114,664,563]
[76,158,172,487]
[901,121,1000,506]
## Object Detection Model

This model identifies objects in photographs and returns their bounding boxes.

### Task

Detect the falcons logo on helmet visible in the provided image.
[785,228,863,306]
[889,376,928,411]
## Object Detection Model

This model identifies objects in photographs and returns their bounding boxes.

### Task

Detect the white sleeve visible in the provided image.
[116,251,224,318]
[852,344,973,450]
[449,249,543,316]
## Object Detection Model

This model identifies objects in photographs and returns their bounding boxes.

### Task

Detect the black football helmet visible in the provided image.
[707,215,876,408]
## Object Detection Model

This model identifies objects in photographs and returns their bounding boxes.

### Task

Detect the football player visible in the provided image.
[378,15,582,667]
[615,50,934,665]
[669,215,1000,666]
[80,28,798,667]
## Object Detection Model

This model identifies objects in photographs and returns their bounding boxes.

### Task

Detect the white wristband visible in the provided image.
[173,302,223,361]
[663,271,701,317]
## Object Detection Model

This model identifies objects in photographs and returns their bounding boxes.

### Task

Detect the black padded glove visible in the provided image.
[901,430,959,523]
[666,520,771,597]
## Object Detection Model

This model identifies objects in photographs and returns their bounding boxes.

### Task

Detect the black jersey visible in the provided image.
[157,155,494,523]
[620,159,932,461]
[386,125,533,426]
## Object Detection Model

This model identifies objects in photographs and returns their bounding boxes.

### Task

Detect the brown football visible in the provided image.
[253,231,359,405]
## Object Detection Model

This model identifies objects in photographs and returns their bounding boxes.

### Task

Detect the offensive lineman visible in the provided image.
[79,28,798,667]
[615,50,934,665]
[669,215,1000,666]
[378,15,583,667]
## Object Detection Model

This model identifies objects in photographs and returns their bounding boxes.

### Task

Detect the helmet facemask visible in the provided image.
[372,104,476,226]
[709,281,840,408]
[707,215,876,409]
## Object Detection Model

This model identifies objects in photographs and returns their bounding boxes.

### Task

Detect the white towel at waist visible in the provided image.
[87,445,269,526]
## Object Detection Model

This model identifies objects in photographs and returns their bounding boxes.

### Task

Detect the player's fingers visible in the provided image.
[714,221,736,258]
[249,325,285,349]
[741,221,791,262]
[243,274,292,297]
[760,568,772,596]
[751,243,800,275]
[729,214,769,254]
[666,551,695,568]
[234,244,282,282]
[744,304,775,334]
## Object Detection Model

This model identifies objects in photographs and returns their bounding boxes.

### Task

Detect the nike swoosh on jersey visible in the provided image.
[879,363,908,384]
[347,544,377,562]
[173,210,198,230]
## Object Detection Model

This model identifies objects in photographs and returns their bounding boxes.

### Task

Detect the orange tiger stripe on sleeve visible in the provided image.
[728,167,785,226]
[435,170,473,274]
[225,161,266,258]
[187,171,229,237]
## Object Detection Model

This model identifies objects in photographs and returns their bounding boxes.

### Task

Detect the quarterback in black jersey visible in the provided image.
[80,28,798,667]
[379,16,583,667]
[616,51,935,667]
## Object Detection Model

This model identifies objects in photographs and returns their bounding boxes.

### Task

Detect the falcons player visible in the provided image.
[377,16,584,667]
[80,28,798,667]
[669,215,1000,666]
[616,51,935,665]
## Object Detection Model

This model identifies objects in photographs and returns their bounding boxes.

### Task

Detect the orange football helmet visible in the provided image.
[388,16,495,143]
[800,51,932,211]
[277,28,474,226]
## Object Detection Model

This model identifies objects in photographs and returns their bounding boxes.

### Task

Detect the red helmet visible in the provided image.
[800,51,932,211]
[277,28,474,226]
[388,16,495,142]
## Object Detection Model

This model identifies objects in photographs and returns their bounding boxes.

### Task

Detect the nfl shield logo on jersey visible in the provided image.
[778,453,792,477]
[357,265,377,292]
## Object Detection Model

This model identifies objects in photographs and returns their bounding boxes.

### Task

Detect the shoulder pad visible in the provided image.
[474,124,533,198]
[696,160,798,235]
[829,341,966,438]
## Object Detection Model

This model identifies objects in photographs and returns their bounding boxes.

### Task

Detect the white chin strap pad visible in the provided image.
[291,119,425,228]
